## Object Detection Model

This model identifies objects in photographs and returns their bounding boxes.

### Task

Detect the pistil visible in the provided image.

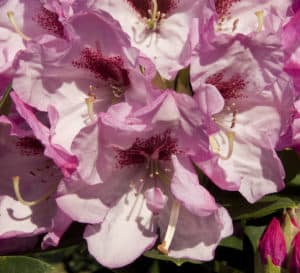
[7,11,31,41]
[157,200,181,255]
[12,176,58,207]
[209,131,235,160]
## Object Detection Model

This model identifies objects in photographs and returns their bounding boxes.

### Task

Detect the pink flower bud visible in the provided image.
[290,232,300,273]
[258,218,287,266]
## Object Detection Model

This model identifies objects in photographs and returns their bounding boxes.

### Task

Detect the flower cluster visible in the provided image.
[1,0,300,269]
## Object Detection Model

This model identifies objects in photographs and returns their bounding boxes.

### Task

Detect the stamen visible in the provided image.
[157,170,172,185]
[85,95,96,121]
[157,200,180,255]
[209,131,235,160]
[126,179,147,220]
[12,176,58,207]
[146,0,160,30]
[232,18,239,32]
[7,12,31,41]
[230,109,237,128]
[254,10,264,32]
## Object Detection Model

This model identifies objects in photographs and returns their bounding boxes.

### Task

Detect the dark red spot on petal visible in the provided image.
[126,0,151,18]
[32,7,65,38]
[206,72,246,100]
[157,0,179,14]
[16,137,44,156]
[72,47,130,87]
[215,0,241,18]
[116,130,178,167]
[126,0,179,18]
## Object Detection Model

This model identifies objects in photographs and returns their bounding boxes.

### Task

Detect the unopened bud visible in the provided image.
[289,232,300,273]
[259,218,287,268]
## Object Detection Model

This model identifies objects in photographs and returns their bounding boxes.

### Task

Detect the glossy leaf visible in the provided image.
[144,250,202,266]
[0,256,53,273]
[0,84,12,115]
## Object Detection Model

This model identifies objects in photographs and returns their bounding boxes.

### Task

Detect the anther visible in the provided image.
[232,18,239,32]
[7,12,31,41]
[12,176,58,207]
[255,10,264,32]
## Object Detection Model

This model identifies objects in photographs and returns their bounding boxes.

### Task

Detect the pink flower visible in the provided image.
[0,0,73,75]
[0,94,75,248]
[92,0,210,78]
[212,0,293,35]
[57,90,233,268]
[191,34,290,202]
[259,217,287,267]
[283,10,300,93]
[12,10,155,153]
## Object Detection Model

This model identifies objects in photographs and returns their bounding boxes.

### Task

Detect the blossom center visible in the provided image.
[126,0,178,30]
[206,72,246,101]
[116,129,178,168]
[32,7,65,38]
[215,0,241,19]
[15,137,44,157]
[72,47,130,99]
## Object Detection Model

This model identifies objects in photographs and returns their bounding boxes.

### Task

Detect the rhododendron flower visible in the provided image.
[12,10,155,153]
[0,116,60,239]
[0,0,73,75]
[190,34,290,202]
[212,0,293,35]
[0,94,75,248]
[283,10,300,93]
[57,90,233,268]
[92,0,210,78]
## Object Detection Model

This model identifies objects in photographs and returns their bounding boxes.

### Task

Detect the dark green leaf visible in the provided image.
[174,67,193,96]
[232,195,295,220]
[0,256,53,273]
[0,84,12,115]
[244,225,266,252]
[144,249,201,266]
[203,179,296,220]
[219,236,243,251]
[278,150,300,184]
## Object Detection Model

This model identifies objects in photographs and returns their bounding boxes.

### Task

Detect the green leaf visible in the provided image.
[278,150,300,184]
[204,179,296,220]
[219,236,243,251]
[232,195,296,220]
[174,67,193,96]
[143,249,202,266]
[0,256,53,273]
[244,225,266,251]
[244,226,266,273]
[0,84,12,115]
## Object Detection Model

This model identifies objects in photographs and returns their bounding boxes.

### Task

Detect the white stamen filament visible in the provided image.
[209,131,235,160]
[7,12,31,41]
[255,10,264,32]
[126,179,147,220]
[157,200,181,255]
[85,95,96,121]
[12,176,58,207]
